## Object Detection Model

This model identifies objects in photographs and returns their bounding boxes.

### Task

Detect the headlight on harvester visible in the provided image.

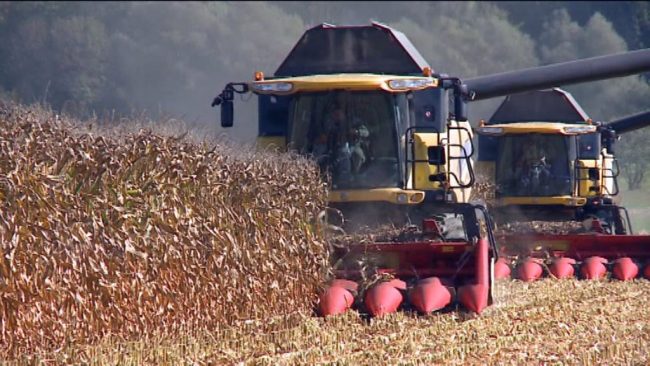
[252,82,293,92]
[563,125,597,134]
[388,78,435,90]
[476,126,504,136]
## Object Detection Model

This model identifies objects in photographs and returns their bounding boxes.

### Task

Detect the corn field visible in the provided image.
[0,103,330,359]
[2,103,650,365]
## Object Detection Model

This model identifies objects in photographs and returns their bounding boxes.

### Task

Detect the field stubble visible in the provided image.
[48,279,650,365]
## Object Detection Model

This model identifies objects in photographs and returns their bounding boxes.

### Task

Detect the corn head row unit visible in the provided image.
[213,23,650,317]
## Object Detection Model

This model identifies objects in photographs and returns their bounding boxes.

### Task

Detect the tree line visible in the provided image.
[0,1,648,188]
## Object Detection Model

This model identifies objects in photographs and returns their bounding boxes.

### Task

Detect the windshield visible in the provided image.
[288,91,405,190]
[496,134,572,197]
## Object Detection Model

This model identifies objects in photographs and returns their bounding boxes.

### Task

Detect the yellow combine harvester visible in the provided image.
[475,88,649,227]
[475,88,650,281]
[212,22,650,316]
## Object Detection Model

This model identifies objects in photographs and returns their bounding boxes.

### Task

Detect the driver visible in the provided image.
[349,116,370,173]
[311,107,342,167]
[311,107,351,181]
[514,144,551,193]
[315,107,370,179]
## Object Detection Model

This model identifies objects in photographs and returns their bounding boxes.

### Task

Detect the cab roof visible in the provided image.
[274,22,430,77]
[489,88,590,124]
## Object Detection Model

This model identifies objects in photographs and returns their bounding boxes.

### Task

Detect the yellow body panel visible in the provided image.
[479,122,596,135]
[600,152,617,197]
[533,240,571,252]
[412,132,443,191]
[576,159,600,197]
[329,188,425,205]
[497,196,587,206]
[251,74,438,94]
[402,120,474,203]
[256,136,286,152]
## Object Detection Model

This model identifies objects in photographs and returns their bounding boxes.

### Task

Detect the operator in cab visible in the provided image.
[313,104,370,184]
[513,143,552,194]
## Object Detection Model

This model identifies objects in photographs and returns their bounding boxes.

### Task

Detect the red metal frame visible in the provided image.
[498,233,650,261]
[333,239,490,285]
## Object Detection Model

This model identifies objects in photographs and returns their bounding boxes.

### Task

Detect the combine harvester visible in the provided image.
[212,22,650,316]
[475,89,650,282]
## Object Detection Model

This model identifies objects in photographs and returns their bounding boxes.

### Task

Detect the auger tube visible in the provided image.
[605,110,650,134]
[465,49,650,101]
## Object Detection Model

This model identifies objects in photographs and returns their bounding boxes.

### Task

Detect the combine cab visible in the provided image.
[475,89,650,282]
[212,22,650,316]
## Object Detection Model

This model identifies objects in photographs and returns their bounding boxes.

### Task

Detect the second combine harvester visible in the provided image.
[212,23,650,317]
[475,87,650,281]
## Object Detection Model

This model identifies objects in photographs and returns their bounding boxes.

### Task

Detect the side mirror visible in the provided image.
[212,82,249,128]
[221,99,233,128]
[454,84,469,122]
[454,97,468,122]
[601,128,617,154]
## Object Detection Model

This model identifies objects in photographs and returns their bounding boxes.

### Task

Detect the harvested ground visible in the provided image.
[13,279,650,365]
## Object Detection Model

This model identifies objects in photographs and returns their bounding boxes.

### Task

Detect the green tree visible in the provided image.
[100,1,304,139]
[386,2,539,122]
[537,9,650,190]
[0,0,648,147]
[0,3,109,114]
[50,16,108,114]
[617,127,650,190]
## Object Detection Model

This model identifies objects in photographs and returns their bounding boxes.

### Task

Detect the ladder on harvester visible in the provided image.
[405,125,475,202]
[574,154,620,198]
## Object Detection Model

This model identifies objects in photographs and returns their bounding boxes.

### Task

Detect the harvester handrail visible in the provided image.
[446,124,475,189]
[404,125,442,191]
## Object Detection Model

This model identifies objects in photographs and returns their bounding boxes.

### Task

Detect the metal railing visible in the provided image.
[446,124,475,189]
[404,125,442,190]
[404,125,475,196]
[573,156,620,198]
